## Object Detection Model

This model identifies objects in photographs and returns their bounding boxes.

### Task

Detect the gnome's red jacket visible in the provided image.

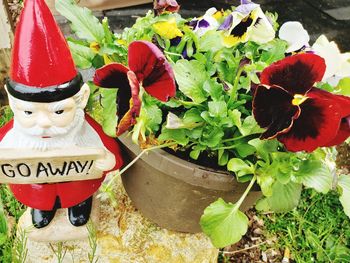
[0,114,123,210]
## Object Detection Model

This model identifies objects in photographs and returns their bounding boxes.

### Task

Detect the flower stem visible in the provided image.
[235,175,257,209]
[229,67,244,104]
[175,99,206,109]
[164,50,184,58]
[221,134,253,143]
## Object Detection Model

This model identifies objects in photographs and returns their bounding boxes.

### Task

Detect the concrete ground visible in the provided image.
[56,0,350,52]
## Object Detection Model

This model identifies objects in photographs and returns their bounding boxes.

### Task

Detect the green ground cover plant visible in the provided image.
[262,189,350,262]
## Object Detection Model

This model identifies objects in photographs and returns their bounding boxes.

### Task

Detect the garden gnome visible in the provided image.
[0,0,122,231]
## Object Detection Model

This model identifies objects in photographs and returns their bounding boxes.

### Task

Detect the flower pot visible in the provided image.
[118,135,262,233]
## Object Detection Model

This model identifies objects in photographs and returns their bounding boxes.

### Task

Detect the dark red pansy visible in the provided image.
[260,53,326,95]
[253,84,300,139]
[153,0,180,15]
[128,41,176,101]
[93,40,176,136]
[253,53,350,152]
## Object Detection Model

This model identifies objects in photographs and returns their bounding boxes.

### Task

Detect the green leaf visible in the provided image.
[295,159,333,194]
[336,77,350,96]
[259,39,287,64]
[173,59,208,103]
[255,198,270,212]
[228,109,242,129]
[199,30,224,53]
[137,102,163,135]
[100,89,118,137]
[68,41,95,69]
[200,198,249,248]
[337,174,350,219]
[235,143,256,158]
[239,116,264,136]
[266,181,302,212]
[218,149,229,166]
[56,0,105,42]
[158,128,189,146]
[208,101,227,118]
[256,173,275,196]
[227,158,254,177]
[199,126,224,147]
[190,144,206,160]
[203,79,223,101]
[248,138,278,162]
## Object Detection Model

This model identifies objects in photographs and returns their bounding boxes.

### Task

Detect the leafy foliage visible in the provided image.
[59,1,349,248]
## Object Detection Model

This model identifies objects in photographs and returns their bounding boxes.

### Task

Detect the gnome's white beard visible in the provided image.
[1,109,104,151]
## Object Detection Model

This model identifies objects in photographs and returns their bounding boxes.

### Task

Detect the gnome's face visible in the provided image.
[8,84,90,139]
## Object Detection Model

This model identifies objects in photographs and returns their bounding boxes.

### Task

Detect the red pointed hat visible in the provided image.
[7,0,82,102]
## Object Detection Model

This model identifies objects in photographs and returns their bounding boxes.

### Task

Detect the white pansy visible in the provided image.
[248,6,275,44]
[279,21,310,53]
[192,7,220,37]
[312,35,350,81]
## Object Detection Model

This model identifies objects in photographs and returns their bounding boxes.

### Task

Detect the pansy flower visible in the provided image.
[154,0,180,16]
[253,53,350,152]
[312,35,350,83]
[93,40,176,136]
[218,0,275,47]
[188,7,222,37]
[153,18,183,39]
[278,21,310,53]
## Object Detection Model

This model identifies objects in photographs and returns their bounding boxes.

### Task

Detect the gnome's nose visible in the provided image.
[37,114,51,128]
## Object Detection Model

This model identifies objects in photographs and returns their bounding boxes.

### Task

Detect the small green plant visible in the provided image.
[0,106,13,127]
[0,107,26,262]
[49,242,68,263]
[262,189,350,262]
[87,221,99,263]
[12,228,28,263]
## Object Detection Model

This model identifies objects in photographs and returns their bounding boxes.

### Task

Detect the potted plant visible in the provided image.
[56,0,350,248]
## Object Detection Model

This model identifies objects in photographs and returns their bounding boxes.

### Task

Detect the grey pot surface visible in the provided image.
[118,134,261,233]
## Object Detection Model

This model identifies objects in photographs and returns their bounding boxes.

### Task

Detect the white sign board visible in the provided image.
[0,147,105,184]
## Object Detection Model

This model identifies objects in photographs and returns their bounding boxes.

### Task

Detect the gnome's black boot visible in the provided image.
[31,208,56,228]
[68,196,93,227]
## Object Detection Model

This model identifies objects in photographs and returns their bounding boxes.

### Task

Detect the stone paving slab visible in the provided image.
[23,176,218,263]
[325,6,350,21]
[305,0,350,11]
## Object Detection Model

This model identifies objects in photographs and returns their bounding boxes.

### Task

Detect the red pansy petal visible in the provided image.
[253,85,300,139]
[322,117,350,147]
[128,41,176,102]
[116,71,142,136]
[93,63,130,89]
[313,89,350,146]
[260,53,326,95]
[307,87,350,118]
[278,89,342,152]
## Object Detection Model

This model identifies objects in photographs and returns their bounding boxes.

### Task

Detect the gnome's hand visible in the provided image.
[95,149,116,171]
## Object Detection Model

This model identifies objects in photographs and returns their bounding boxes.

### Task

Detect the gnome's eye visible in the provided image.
[24,111,33,115]
[55,110,64,115]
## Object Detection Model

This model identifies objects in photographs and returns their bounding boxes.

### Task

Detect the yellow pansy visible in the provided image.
[153,18,183,39]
